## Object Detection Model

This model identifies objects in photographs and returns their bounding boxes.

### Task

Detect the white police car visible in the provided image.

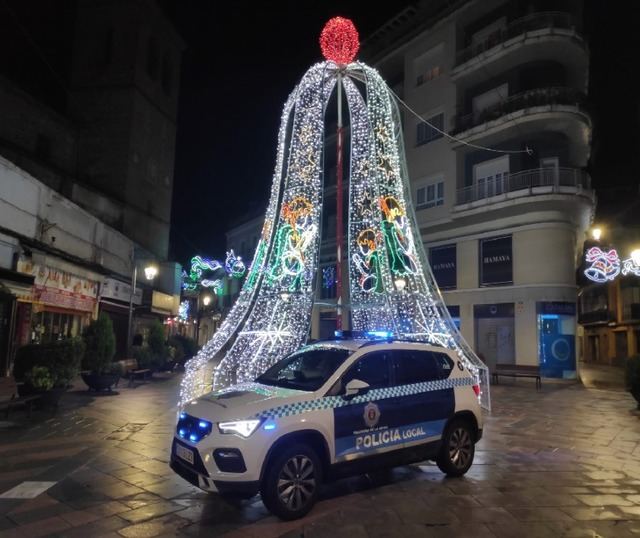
[171,334,483,520]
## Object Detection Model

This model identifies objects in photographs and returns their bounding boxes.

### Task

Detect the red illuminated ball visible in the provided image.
[320,17,359,65]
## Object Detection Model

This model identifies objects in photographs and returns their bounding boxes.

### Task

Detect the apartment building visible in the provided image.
[361,0,593,377]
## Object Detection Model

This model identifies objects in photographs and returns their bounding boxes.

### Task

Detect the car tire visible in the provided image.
[261,443,322,520]
[436,418,475,477]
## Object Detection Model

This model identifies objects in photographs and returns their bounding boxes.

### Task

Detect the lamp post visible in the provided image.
[127,262,158,356]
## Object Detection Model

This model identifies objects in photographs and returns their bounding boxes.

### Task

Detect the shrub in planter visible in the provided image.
[133,346,153,369]
[14,338,84,389]
[626,354,640,409]
[82,313,116,374]
[168,335,199,368]
[81,314,118,391]
[148,320,168,370]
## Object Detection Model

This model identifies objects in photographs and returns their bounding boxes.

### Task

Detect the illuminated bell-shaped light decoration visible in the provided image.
[320,16,359,65]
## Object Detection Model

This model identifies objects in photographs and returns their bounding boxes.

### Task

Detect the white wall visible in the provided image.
[0,156,133,277]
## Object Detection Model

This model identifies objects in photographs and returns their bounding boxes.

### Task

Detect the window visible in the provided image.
[416,113,444,145]
[321,265,337,299]
[417,65,441,86]
[479,235,513,286]
[414,43,443,87]
[256,347,352,392]
[429,244,456,290]
[392,350,441,385]
[472,156,509,199]
[621,278,640,320]
[341,351,391,390]
[416,180,444,209]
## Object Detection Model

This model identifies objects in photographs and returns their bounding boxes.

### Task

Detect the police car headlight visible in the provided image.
[218,420,261,438]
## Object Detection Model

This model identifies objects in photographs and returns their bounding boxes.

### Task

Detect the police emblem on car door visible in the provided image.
[333,351,396,459]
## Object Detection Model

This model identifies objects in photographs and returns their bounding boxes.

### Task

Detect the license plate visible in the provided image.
[176,443,194,465]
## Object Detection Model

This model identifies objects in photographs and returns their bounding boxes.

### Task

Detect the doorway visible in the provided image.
[474,303,515,371]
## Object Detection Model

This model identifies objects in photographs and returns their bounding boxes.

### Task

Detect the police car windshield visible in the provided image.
[256,347,352,391]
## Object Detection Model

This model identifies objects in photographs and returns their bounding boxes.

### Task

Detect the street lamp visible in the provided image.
[144,264,158,280]
[591,227,602,241]
[203,295,211,306]
[631,248,640,267]
[127,262,157,355]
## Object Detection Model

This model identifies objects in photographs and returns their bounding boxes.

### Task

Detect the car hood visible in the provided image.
[182,382,310,422]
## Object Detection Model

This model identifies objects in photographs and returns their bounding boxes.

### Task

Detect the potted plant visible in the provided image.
[626,354,640,409]
[13,338,84,407]
[148,319,168,371]
[81,313,119,391]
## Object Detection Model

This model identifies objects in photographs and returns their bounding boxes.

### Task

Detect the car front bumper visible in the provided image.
[170,438,261,497]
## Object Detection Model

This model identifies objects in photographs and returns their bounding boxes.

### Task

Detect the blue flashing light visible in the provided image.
[189,434,198,442]
[366,330,393,339]
[178,429,186,438]
[179,413,186,420]
[264,422,276,431]
[198,421,209,429]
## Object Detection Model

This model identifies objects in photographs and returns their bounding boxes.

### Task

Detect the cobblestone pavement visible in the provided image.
[2,374,640,537]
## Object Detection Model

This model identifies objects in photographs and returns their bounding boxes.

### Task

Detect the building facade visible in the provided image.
[0,0,184,372]
[578,230,640,369]
[0,0,184,261]
[361,0,593,377]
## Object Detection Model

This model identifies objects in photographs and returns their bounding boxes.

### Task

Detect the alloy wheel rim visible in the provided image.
[448,427,472,469]
[277,455,316,511]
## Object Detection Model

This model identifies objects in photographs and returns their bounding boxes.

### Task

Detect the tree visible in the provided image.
[82,313,116,374]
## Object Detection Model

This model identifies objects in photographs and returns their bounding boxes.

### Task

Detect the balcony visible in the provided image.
[452,12,586,81]
[578,310,615,326]
[452,87,587,136]
[455,167,591,206]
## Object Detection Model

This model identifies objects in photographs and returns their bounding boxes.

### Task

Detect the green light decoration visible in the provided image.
[182,251,246,292]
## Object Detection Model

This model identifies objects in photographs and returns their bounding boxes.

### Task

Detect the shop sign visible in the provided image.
[16,259,98,312]
[101,278,142,305]
[151,291,180,315]
[538,302,576,316]
[429,244,456,289]
[480,236,512,286]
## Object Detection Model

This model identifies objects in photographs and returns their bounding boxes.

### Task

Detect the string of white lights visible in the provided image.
[212,63,336,389]
[179,86,300,406]
[386,84,532,156]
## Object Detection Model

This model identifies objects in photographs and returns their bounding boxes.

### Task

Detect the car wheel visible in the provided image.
[436,419,475,477]
[261,443,321,520]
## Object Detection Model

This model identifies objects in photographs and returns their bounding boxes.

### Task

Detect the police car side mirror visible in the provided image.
[343,379,370,400]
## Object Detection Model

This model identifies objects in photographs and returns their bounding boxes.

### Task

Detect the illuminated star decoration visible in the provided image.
[319,16,359,65]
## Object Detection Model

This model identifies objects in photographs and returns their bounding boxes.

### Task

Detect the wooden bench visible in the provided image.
[0,376,42,418]
[118,359,152,388]
[492,364,542,390]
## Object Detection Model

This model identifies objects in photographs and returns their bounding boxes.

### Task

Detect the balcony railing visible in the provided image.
[456,167,590,205]
[455,11,581,67]
[452,86,587,135]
